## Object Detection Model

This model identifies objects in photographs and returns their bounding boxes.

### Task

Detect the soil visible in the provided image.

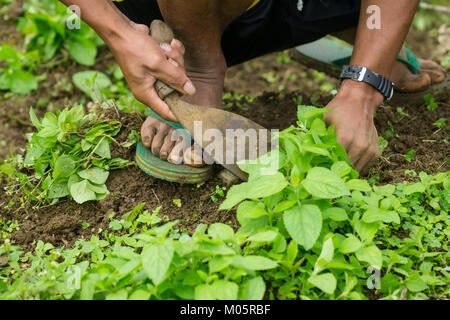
[0,4,449,252]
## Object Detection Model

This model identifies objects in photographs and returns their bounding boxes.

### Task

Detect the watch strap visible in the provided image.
[340,65,394,101]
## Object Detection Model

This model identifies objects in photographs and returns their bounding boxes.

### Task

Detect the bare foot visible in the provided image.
[140,56,226,165]
[390,48,446,93]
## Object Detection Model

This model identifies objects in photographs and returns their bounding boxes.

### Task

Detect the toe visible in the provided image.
[418,59,446,84]
[141,117,157,148]
[168,135,190,165]
[151,123,170,157]
[183,144,207,168]
[159,128,177,160]
[395,71,431,93]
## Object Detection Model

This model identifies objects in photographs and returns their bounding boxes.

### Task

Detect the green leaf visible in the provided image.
[232,255,278,271]
[302,167,350,199]
[78,167,109,185]
[403,183,426,195]
[331,161,352,178]
[218,183,248,210]
[53,155,75,180]
[339,235,363,254]
[236,201,268,226]
[308,273,337,295]
[240,277,266,300]
[220,172,287,210]
[141,240,174,286]
[195,242,235,256]
[72,71,111,96]
[70,179,97,204]
[195,280,239,300]
[10,69,38,94]
[106,290,128,300]
[94,139,111,159]
[247,231,278,243]
[314,237,334,274]
[29,107,41,128]
[283,205,322,250]
[406,275,428,292]
[362,208,400,224]
[355,245,382,269]
[87,182,108,194]
[355,220,380,242]
[346,179,372,192]
[322,207,348,221]
[128,289,151,300]
[208,223,234,242]
[194,284,215,300]
[68,37,97,66]
[48,182,69,199]
[297,105,330,127]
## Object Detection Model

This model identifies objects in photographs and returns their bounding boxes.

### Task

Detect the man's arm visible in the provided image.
[59,0,195,122]
[60,0,130,48]
[325,0,419,174]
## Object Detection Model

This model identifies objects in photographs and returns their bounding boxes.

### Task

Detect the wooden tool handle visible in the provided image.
[150,20,178,100]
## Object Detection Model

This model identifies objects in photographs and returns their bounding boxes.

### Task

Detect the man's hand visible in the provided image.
[324,80,383,175]
[59,0,195,122]
[109,22,195,122]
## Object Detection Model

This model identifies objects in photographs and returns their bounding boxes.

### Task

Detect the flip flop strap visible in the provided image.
[397,47,420,75]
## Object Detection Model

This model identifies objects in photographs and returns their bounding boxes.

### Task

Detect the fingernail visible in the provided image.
[183,81,196,95]
[160,43,171,52]
[160,152,168,159]
[143,136,150,143]
[168,58,179,67]
[171,39,182,48]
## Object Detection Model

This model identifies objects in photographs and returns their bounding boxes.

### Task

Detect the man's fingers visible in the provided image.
[334,128,351,152]
[159,40,185,68]
[354,146,379,176]
[152,57,195,97]
[171,39,185,55]
[135,87,177,122]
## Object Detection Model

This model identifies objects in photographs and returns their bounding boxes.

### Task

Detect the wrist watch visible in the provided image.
[340,65,395,101]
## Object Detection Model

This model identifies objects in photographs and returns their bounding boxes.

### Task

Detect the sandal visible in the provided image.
[136,108,213,184]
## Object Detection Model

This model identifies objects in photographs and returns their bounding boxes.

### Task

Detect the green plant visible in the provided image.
[222,92,255,110]
[73,68,147,113]
[424,94,438,111]
[0,44,41,94]
[0,105,448,300]
[403,150,415,163]
[433,118,448,130]
[378,136,388,155]
[276,51,292,64]
[1,105,133,207]
[18,0,102,66]
[210,185,226,203]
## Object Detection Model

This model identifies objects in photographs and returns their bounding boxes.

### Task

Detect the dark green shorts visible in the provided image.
[114,0,361,66]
